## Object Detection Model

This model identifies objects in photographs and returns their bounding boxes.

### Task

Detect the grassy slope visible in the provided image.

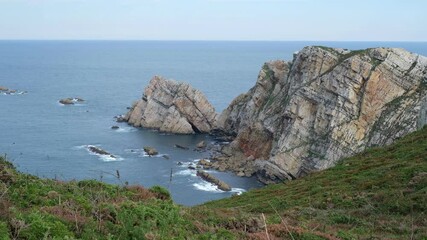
[201,125,427,239]
[0,126,426,239]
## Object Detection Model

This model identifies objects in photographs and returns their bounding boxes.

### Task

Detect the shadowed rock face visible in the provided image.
[125,76,218,134]
[216,46,427,183]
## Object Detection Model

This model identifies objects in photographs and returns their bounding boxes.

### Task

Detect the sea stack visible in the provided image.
[124,76,217,134]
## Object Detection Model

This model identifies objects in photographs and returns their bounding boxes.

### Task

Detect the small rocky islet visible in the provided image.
[124,46,427,184]
[86,145,116,159]
[0,86,27,95]
[59,97,85,105]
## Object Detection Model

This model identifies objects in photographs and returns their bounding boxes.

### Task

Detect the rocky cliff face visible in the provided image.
[215,46,427,183]
[125,76,217,134]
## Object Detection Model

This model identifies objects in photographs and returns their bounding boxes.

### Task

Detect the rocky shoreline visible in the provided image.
[124,46,427,184]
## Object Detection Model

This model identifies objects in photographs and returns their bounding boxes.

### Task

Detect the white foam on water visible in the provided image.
[98,154,124,162]
[76,145,123,162]
[174,169,197,177]
[115,127,137,133]
[142,153,167,158]
[124,148,167,158]
[177,161,197,168]
[193,181,247,194]
[73,144,89,150]
[230,188,246,195]
[193,181,223,193]
[0,90,27,95]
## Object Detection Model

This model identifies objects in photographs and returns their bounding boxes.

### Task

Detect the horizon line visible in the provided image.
[0,39,426,43]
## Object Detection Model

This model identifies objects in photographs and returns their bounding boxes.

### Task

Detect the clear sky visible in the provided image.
[0,0,425,41]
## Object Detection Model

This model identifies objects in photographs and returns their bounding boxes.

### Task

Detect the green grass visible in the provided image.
[204,125,427,239]
[1,126,427,239]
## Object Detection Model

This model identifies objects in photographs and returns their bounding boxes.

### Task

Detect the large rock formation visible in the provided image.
[125,76,217,134]
[215,46,427,183]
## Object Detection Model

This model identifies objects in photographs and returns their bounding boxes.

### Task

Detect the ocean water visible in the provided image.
[1,41,426,206]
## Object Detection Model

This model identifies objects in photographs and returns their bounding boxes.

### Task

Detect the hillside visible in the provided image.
[202,125,427,239]
[1,125,427,239]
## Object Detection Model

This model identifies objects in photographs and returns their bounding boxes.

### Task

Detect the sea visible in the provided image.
[1,41,426,206]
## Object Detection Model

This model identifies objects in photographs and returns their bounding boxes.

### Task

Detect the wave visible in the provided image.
[75,144,124,162]
[97,154,124,162]
[0,89,28,95]
[73,145,88,150]
[230,188,246,195]
[193,181,223,193]
[124,148,168,158]
[193,181,246,194]
[174,169,197,177]
[114,127,137,133]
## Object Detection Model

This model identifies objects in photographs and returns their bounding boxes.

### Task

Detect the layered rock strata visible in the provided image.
[125,76,217,134]
[125,47,427,184]
[215,46,427,183]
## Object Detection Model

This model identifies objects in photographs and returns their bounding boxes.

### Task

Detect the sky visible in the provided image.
[0,0,426,41]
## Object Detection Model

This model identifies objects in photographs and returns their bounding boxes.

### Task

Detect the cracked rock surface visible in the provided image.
[125,76,217,134]
[125,46,427,184]
[215,46,427,183]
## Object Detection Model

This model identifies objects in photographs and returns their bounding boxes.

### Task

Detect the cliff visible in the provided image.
[125,76,217,134]
[215,46,427,183]
[124,46,427,184]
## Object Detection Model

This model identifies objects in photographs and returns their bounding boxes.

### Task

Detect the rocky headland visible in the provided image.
[126,46,427,184]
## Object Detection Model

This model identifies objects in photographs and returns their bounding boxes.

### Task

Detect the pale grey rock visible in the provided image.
[125,76,217,134]
[196,170,231,191]
[216,46,427,183]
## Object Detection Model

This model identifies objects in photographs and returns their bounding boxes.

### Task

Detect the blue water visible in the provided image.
[1,41,426,205]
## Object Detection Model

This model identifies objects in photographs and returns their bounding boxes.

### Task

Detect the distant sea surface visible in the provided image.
[1,41,426,205]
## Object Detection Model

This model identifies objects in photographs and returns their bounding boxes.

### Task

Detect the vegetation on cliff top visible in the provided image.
[1,126,427,239]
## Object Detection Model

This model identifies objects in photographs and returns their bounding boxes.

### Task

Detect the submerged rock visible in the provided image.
[174,144,189,150]
[215,46,427,183]
[87,146,116,159]
[143,146,158,156]
[59,97,85,105]
[196,170,231,191]
[0,86,27,95]
[124,76,217,134]
[111,126,120,130]
[114,115,126,122]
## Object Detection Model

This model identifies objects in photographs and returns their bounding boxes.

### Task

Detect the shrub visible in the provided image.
[15,211,74,240]
[0,221,10,240]
[149,185,171,200]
